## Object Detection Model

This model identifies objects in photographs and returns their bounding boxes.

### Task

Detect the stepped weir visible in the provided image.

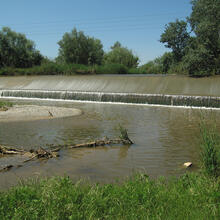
[0,75,220,108]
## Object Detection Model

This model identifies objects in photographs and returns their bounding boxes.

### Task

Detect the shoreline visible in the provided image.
[0,105,82,122]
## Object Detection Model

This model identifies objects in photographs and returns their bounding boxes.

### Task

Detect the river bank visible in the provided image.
[0,172,219,219]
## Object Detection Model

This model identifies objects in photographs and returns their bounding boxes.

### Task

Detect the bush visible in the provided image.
[104,42,139,68]
[95,63,128,74]
[200,121,220,177]
[140,61,163,74]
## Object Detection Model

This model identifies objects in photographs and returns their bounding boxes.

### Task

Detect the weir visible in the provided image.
[0,75,220,108]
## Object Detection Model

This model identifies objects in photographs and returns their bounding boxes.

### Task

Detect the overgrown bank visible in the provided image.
[0,62,146,76]
[0,173,219,219]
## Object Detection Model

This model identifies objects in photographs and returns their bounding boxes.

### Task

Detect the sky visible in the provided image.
[0,0,192,64]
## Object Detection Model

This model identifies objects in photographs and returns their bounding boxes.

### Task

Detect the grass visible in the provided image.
[0,101,13,108]
[0,173,220,219]
[200,121,220,177]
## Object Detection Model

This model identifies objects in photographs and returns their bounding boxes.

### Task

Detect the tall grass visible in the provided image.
[200,121,220,177]
[0,173,220,219]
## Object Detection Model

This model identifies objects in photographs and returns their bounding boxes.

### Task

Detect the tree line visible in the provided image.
[0,26,139,75]
[0,0,219,76]
[145,0,220,76]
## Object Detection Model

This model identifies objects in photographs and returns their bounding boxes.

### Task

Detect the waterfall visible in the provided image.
[1,89,220,108]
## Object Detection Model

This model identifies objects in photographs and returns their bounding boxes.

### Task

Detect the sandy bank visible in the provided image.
[0,105,82,122]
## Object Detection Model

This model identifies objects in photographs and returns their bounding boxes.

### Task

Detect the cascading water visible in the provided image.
[0,75,220,108]
[1,89,220,108]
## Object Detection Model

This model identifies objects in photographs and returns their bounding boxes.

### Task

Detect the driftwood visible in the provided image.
[0,107,8,111]
[0,146,60,172]
[0,127,133,172]
[0,145,59,157]
[71,127,133,148]
[23,148,60,163]
[0,145,25,155]
[0,165,14,172]
[71,137,133,149]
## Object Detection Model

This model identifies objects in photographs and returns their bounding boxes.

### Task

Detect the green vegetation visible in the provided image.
[103,41,139,68]
[156,0,220,76]
[0,0,219,76]
[0,101,13,108]
[0,62,136,76]
[57,28,104,65]
[200,121,220,177]
[0,27,43,68]
[0,173,219,219]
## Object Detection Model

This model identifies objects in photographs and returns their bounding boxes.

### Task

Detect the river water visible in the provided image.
[0,98,219,188]
[0,74,220,188]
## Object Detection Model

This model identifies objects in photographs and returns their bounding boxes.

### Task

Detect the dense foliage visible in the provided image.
[0,173,219,219]
[0,62,134,76]
[57,28,104,65]
[104,41,139,68]
[0,27,43,68]
[158,0,220,76]
[160,19,190,62]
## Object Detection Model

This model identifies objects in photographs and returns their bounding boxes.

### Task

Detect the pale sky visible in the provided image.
[0,0,192,64]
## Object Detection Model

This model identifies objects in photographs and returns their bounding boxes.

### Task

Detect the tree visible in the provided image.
[187,0,220,75]
[160,19,190,62]
[57,28,104,65]
[110,41,121,50]
[104,42,139,68]
[0,27,43,68]
[183,43,215,76]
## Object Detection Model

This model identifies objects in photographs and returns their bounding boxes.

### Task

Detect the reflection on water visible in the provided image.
[0,99,220,188]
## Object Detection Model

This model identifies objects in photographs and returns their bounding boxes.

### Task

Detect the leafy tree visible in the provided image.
[104,42,139,68]
[186,0,220,75]
[183,41,216,76]
[140,59,162,74]
[160,19,190,62]
[57,28,104,65]
[158,52,174,73]
[110,41,122,49]
[0,27,43,68]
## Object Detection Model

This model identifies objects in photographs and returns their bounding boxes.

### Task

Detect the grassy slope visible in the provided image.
[0,173,219,220]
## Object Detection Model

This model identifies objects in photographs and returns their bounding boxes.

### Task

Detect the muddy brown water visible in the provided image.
[0,99,219,189]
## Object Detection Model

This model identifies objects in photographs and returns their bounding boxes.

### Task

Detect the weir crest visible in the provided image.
[0,75,220,108]
[1,89,220,108]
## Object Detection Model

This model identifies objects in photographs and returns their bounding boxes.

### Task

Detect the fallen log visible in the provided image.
[0,165,14,172]
[0,126,133,172]
[71,138,133,149]
[0,145,25,155]
[0,107,9,112]
[23,147,60,162]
